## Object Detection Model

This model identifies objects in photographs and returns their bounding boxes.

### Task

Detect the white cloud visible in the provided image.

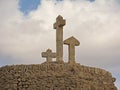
[108,66,120,90]
[0,0,120,88]
[115,81,120,90]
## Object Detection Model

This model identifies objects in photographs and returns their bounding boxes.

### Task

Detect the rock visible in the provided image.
[0,62,117,90]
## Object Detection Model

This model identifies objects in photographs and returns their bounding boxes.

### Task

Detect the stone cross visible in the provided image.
[41,49,56,62]
[64,36,80,64]
[53,15,66,62]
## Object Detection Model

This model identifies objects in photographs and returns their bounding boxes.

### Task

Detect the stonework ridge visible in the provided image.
[41,49,56,62]
[53,15,66,62]
[0,15,117,90]
[64,36,80,64]
[0,63,117,90]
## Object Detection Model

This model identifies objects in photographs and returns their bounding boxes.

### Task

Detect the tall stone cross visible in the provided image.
[41,49,56,62]
[64,36,80,64]
[53,15,66,62]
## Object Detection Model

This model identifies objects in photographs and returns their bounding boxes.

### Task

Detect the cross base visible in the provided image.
[68,60,76,65]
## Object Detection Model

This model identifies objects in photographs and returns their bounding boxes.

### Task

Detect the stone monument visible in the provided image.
[53,15,65,62]
[41,49,56,62]
[43,15,80,64]
[64,36,80,64]
[0,15,117,90]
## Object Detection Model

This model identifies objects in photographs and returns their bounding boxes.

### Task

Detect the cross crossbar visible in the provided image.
[41,49,56,62]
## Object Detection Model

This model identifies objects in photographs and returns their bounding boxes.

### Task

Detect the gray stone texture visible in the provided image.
[64,36,80,64]
[41,49,56,62]
[53,15,66,62]
[0,63,117,90]
[0,15,117,90]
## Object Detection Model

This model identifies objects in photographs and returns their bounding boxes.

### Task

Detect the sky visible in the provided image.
[0,0,120,89]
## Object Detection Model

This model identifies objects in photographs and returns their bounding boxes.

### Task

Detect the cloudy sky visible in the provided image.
[0,0,120,89]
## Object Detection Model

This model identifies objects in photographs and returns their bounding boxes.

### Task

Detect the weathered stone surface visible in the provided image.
[54,15,66,62]
[41,49,56,62]
[64,36,80,64]
[0,62,117,90]
[0,15,117,90]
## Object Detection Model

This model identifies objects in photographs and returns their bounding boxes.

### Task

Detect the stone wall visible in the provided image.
[0,62,117,90]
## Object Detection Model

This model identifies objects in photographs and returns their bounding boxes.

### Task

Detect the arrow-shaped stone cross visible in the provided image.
[41,49,56,62]
[64,36,80,64]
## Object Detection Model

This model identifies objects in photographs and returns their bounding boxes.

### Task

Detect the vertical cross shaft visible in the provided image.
[53,15,66,62]
[64,36,80,64]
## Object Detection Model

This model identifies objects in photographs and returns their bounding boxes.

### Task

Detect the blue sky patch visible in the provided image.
[56,0,63,2]
[19,0,41,15]
[87,0,95,2]
[18,0,95,15]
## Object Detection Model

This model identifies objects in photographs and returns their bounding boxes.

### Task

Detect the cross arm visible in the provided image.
[64,36,80,46]
[53,15,66,29]
[41,52,47,57]
[50,53,56,58]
